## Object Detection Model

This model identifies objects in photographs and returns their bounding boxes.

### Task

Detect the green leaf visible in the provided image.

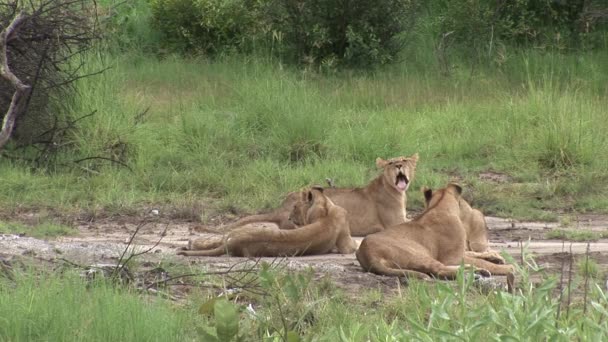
[215,299,239,342]
[199,297,219,316]
[196,326,220,342]
[286,330,301,342]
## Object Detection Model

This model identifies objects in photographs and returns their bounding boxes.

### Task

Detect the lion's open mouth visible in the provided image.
[395,173,409,191]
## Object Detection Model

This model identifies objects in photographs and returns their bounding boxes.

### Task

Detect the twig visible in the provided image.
[111,220,154,280]
[583,242,590,315]
[555,240,566,325]
[112,222,168,282]
[565,242,574,320]
[72,156,133,172]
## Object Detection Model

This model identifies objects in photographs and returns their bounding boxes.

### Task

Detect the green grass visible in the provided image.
[546,229,608,242]
[0,269,199,341]
[1,49,607,220]
[578,257,603,279]
[1,0,607,220]
[2,252,608,341]
[0,220,76,239]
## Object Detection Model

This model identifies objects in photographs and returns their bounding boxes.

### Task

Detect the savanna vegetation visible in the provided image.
[1,0,608,340]
[0,0,606,220]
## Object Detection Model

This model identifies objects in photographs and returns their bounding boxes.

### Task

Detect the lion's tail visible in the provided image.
[177,245,227,257]
[227,212,286,229]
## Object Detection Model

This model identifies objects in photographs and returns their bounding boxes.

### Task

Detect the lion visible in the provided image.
[225,153,419,236]
[355,184,515,290]
[177,187,357,257]
[460,198,506,264]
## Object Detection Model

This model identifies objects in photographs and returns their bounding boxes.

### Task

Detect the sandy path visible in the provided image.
[1,214,607,294]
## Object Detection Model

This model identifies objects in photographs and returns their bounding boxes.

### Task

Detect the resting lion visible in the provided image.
[356,184,514,290]
[177,187,357,257]
[461,199,506,264]
[226,153,419,236]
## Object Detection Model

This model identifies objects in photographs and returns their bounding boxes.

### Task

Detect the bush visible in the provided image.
[100,0,164,53]
[426,0,608,67]
[149,0,262,55]
[149,0,419,69]
[262,0,419,69]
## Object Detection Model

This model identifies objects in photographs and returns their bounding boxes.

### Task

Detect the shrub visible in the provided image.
[100,0,164,53]
[149,0,262,55]
[149,0,419,69]
[427,0,608,67]
[262,0,420,69]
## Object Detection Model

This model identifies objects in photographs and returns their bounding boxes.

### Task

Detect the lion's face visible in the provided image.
[288,191,310,226]
[376,153,419,193]
[288,187,328,226]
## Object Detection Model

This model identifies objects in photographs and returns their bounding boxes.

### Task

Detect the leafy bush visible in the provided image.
[100,0,163,53]
[426,0,608,67]
[149,0,419,69]
[149,0,262,54]
[262,0,419,69]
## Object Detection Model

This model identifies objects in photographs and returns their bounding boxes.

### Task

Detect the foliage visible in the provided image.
[1,48,607,218]
[147,0,419,69]
[3,249,608,340]
[261,0,419,69]
[0,268,198,341]
[98,0,164,53]
[148,0,263,55]
[423,0,608,68]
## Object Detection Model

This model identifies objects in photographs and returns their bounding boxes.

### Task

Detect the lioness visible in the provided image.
[460,198,506,264]
[177,187,357,257]
[226,153,419,236]
[356,184,514,288]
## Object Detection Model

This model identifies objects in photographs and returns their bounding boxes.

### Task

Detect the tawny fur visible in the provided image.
[226,154,419,236]
[458,194,506,264]
[356,184,515,290]
[177,188,357,257]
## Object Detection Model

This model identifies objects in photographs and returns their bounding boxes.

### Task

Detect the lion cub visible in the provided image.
[177,187,357,257]
[356,184,514,288]
[226,153,419,236]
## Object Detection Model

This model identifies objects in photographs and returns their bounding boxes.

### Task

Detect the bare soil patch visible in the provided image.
[1,213,607,296]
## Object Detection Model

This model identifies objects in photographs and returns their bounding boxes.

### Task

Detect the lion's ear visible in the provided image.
[422,187,433,205]
[307,191,314,203]
[408,153,419,164]
[448,183,463,195]
[376,158,388,168]
[312,185,324,193]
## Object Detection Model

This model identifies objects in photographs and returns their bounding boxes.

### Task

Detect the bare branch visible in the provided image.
[0,11,32,149]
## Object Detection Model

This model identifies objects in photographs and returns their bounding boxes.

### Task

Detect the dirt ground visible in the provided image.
[1,213,608,295]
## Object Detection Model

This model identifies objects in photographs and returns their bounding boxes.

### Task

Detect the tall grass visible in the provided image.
[0,269,198,341]
[1,29,607,218]
[1,252,608,340]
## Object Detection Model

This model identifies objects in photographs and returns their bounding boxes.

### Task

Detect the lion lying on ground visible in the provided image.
[226,153,419,236]
[461,199,506,264]
[356,184,514,290]
[177,187,357,257]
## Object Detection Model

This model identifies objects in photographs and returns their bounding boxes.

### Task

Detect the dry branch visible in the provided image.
[0,11,32,150]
